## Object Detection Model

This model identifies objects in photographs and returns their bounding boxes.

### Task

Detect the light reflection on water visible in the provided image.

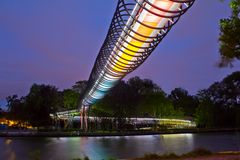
[0,132,239,160]
[160,133,194,153]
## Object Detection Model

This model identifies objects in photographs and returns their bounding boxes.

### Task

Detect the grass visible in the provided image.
[134,148,212,160]
[71,148,213,160]
[30,148,237,160]
[141,153,179,160]
[72,157,90,160]
[181,148,212,157]
[72,157,117,160]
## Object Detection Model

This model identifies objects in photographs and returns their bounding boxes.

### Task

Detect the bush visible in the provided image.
[72,156,89,160]
[182,148,212,157]
[142,153,179,160]
[134,148,212,159]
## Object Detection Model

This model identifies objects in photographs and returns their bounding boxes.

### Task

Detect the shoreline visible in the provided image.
[0,128,239,137]
[131,151,240,160]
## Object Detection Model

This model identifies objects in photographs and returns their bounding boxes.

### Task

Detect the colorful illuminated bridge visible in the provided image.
[79,0,195,128]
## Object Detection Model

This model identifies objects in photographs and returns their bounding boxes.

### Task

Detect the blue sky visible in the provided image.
[0,0,239,108]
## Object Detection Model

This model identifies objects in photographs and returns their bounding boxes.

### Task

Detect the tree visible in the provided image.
[72,80,88,95]
[127,77,183,118]
[195,91,214,128]
[195,100,214,128]
[208,71,240,107]
[195,71,240,128]
[63,89,80,110]
[140,92,184,118]
[207,72,240,127]
[6,95,18,112]
[72,80,88,108]
[6,95,26,126]
[93,80,139,129]
[127,77,170,117]
[218,0,240,67]
[94,77,184,120]
[168,88,199,116]
[0,107,3,118]
[127,76,162,95]
[105,80,137,117]
[24,84,61,127]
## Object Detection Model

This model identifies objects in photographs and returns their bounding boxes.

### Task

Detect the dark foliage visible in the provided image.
[4,72,240,129]
[218,0,240,67]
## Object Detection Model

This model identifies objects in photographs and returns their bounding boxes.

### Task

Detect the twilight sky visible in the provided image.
[0,0,239,107]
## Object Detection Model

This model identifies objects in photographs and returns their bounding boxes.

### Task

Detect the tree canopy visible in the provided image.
[168,88,198,116]
[6,84,62,127]
[218,0,240,67]
[4,72,240,129]
[195,71,240,127]
[63,89,80,110]
[24,84,61,127]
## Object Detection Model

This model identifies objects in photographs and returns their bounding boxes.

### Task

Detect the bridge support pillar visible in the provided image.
[84,106,88,132]
[80,108,83,130]
[80,106,89,132]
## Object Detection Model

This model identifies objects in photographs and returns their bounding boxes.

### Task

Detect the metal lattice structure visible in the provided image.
[81,0,195,107]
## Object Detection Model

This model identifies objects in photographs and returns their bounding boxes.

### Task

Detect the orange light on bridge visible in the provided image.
[82,0,195,106]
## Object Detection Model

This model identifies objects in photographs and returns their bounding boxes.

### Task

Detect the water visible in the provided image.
[0,132,239,160]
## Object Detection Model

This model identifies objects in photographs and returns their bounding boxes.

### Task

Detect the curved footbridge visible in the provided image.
[72,0,195,130]
[50,110,196,129]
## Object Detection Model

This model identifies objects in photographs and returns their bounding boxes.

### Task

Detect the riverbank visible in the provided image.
[131,149,240,160]
[0,128,239,137]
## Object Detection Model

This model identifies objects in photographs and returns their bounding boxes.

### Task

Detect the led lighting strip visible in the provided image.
[82,0,195,106]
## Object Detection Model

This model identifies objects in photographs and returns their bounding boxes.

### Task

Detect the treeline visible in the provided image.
[4,71,240,128]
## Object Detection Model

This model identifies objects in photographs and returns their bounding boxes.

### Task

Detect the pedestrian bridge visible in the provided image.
[50,110,196,129]
[81,0,195,107]
[61,0,195,130]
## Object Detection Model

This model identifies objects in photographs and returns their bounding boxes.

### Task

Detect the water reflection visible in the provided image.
[4,138,16,160]
[0,132,239,160]
[160,133,194,154]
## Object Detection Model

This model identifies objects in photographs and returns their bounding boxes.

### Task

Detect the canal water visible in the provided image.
[0,132,239,160]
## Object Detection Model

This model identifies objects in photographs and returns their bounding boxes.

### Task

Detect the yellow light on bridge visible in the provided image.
[82,0,195,106]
